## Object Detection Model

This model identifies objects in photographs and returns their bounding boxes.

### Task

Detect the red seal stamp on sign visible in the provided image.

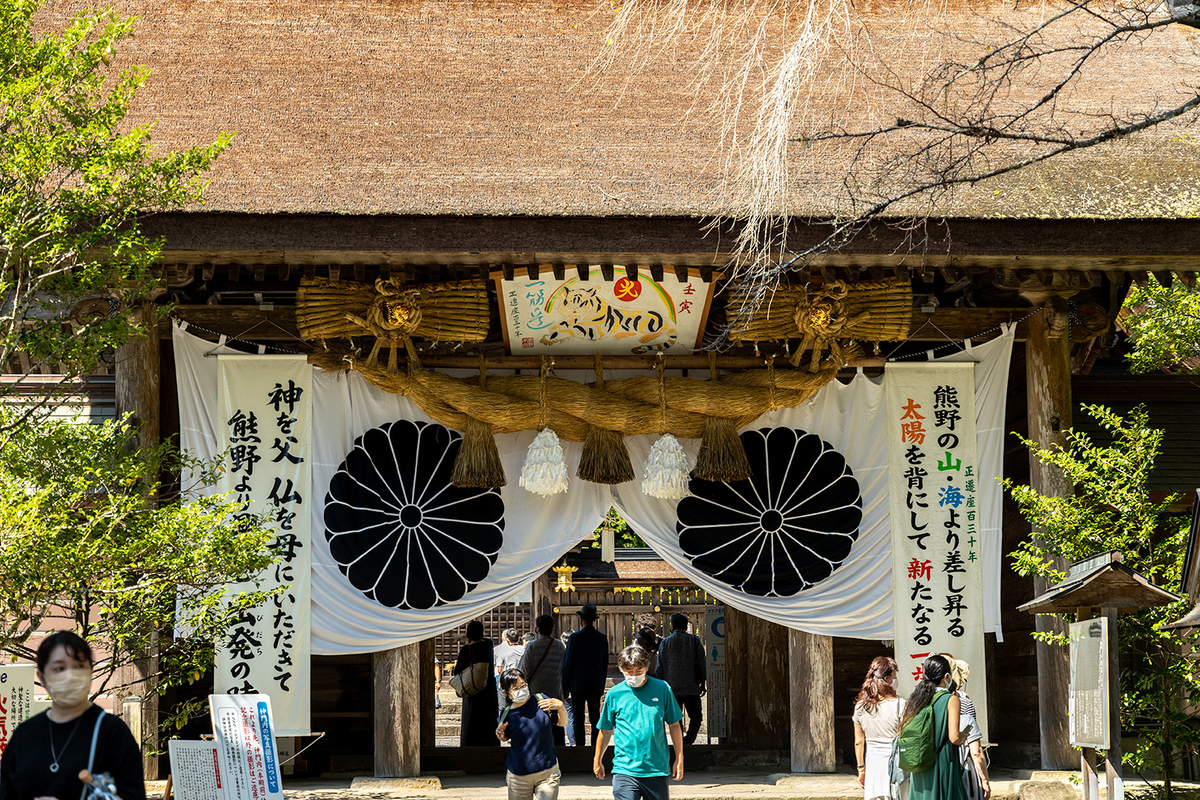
[613,277,642,301]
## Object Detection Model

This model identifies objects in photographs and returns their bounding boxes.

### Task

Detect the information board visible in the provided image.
[1069,617,1109,749]
[168,740,226,800]
[209,694,284,800]
[705,605,727,740]
[0,665,35,757]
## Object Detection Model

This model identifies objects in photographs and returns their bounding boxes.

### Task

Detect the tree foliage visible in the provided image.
[0,409,277,730]
[1121,281,1200,375]
[1006,404,1196,793]
[0,0,231,413]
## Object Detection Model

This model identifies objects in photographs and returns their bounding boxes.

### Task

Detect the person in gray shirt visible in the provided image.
[518,614,567,745]
[655,613,707,745]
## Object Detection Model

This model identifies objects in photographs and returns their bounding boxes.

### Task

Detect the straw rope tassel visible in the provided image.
[693,352,752,482]
[451,356,507,488]
[577,353,635,485]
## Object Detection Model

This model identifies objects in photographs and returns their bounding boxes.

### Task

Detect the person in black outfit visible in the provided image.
[0,631,144,800]
[560,604,609,747]
[454,620,499,747]
[655,613,707,745]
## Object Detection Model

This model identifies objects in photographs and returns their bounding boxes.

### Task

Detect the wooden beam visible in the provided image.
[1026,311,1076,770]
[789,629,835,772]
[746,614,790,749]
[374,644,421,777]
[420,638,437,748]
[724,606,749,746]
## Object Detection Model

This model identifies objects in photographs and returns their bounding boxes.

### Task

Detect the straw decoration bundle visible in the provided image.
[726,277,911,370]
[519,357,570,496]
[578,353,635,485]
[450,357,507,488]
[309,343,857,486]
[642,356,691,499]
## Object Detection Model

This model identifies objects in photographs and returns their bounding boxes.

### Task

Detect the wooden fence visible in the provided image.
[434,602,533,671]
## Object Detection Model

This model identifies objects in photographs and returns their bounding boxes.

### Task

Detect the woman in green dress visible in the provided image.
[902,655,969,800]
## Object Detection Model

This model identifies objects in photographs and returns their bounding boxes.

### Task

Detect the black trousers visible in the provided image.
[676,693,703,744]
[570,692,603,746]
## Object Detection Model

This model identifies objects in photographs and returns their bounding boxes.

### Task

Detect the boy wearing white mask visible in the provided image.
[496,668,566,800]
[0,631,144,800]
[593,646,684,800]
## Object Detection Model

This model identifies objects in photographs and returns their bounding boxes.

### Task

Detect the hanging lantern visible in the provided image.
[642,433,691,500]
[520,428,570,496]
[553,561,578,593]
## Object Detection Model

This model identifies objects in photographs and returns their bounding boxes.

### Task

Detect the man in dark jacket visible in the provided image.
[656,613,707,744]
[561,603,609,747]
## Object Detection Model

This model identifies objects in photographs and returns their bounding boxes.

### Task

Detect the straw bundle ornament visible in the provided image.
[727,277,912,370]
[692,353,753,482]
[577,354,635,485]
[642,356,690,500]
[450,357,507,488]
[520,357,569,496]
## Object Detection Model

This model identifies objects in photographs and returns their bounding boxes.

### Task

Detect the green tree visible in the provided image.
[0,409,277,731]
[592,507,648,549]
[0,0,232,421]
[1121,282,1200,375]
[1007,404,1196,796]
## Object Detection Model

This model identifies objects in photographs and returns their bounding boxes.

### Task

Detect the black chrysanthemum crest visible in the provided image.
[324,420,505,609]
[676,427,862,597]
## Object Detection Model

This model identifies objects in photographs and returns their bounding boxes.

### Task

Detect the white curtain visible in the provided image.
[611,328,1013,640]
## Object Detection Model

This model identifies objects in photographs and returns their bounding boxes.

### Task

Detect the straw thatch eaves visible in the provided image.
[39,0,1200,221]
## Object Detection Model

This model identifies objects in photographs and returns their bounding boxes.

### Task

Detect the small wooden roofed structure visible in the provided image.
[39,0,1200,779]
[1017,552,1182,615]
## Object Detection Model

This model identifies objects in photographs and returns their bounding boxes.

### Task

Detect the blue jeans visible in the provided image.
[612,773,669,800]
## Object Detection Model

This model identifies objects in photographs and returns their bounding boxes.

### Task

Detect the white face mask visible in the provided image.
[510,687,531,705]
[624,673,647,688]
[45,668,91,707]
[891,678,899,690]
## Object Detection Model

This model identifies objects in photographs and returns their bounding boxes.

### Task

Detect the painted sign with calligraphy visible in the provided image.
[491,267,718,355]
[216,355,312,735]
[208,694,284,800]
[886,363,989,743]
[0,665,34,757]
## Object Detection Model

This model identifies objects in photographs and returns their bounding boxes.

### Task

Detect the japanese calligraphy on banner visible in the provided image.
[209,694,284,800]
[491,267,718,354]
[886,362,989,743]
[0,665,34,757]
[216,356,312,735]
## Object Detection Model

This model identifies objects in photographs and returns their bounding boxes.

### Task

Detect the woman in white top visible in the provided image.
[852,656,908,800]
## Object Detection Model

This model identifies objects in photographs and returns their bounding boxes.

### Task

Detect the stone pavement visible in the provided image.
[151,769,1200,800]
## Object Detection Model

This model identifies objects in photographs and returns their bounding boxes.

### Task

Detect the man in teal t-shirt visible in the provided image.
[594,645,684,800]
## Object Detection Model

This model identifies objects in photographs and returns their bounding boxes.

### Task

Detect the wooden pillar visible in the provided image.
[789,629,835,772]
[745,614,790,749]
[373,644,421,777]
[532,569,554,619]
[114,300,161,779]
[419,638,436,748]
[1025,301,1076,769]
[724,605,750,745]
[1103,606,1123,800]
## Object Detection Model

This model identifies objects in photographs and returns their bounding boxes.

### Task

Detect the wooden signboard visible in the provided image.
[1069,617,1109,749]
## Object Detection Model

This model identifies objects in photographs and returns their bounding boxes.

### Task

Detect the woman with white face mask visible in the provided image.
[852,656,908,800]
[495,668,565,800]
[0,631,144,800]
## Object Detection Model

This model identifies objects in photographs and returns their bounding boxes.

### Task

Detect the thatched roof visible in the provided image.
[39,0,1200,219]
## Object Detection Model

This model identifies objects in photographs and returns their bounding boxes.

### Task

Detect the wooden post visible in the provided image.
[1103,606,1123,800]
[725,605,749,746]
[745,614,790,749]
[532,569,554,619]
[420,638,436,748]
[1025,302,1076,769]
[373,644,421,777]
[789,629,835,772]
[114,300,161,779]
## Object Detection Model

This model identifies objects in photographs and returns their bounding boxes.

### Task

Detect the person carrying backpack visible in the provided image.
[897,655,969,800]
[496,668,567,800]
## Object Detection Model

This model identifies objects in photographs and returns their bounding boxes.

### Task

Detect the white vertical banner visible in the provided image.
[0,664,34,757]
[887,362,989,743]
[216,356,312,735]
[704,606,727,740]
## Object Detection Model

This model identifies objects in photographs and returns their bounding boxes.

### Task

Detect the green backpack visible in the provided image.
[896,693,947,773]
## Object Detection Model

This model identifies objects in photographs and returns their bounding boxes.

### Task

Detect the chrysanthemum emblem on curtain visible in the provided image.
[676,427,862,596]
[324,420,505,609]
